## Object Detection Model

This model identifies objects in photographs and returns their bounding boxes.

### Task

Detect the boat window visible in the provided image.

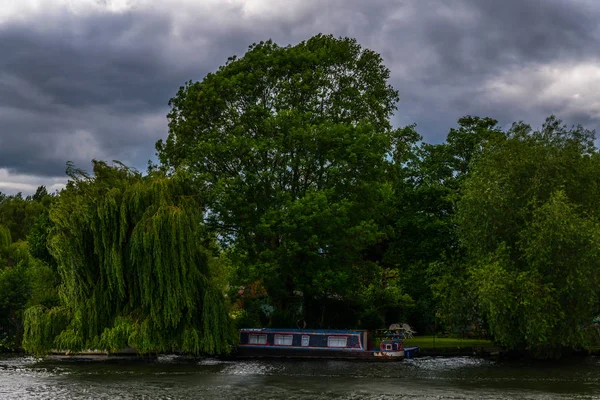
[301,335,310,347]
[327,336,348,348]
[386,344,392,350]
[248,334,267,345]
[274,334,293,346]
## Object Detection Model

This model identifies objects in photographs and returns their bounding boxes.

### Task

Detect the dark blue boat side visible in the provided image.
[235,328,418,361]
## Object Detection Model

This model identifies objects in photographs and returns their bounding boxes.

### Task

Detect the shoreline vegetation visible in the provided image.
[404,337,493,349]
[2,34,600,361]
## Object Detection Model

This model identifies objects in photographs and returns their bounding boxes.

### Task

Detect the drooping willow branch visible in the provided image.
[23,161,234,355]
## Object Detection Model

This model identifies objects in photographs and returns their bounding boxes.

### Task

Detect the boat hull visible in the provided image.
[232,346,406,361]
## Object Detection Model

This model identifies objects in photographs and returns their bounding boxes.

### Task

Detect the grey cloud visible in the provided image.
[1,0,600,193]
[379,0,600,134]
[392,0,600,84]
[0,13,178,111]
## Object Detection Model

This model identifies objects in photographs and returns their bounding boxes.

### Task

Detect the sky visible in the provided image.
[1,0,599,195]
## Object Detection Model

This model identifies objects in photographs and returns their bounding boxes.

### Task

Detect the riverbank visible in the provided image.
[9,336,600,361]
[403,336,494,348]
[403,336,503,358]
[0,336,510,361]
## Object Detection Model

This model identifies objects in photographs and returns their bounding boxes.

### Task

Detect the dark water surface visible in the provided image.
[1,355,600,399]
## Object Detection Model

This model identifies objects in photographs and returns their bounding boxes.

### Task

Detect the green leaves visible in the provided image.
[157,34,400,328]
[0,224,10,260]
[0,188,52,242]
[456,116,600,356]
[22,161,234,355]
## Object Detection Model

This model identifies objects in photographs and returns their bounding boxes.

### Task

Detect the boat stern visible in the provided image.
[372,338,406,359]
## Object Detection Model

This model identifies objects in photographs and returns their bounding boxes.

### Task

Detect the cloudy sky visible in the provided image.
[1,0,599,194]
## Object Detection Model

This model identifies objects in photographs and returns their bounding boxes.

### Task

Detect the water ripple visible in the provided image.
[1,355,600,399]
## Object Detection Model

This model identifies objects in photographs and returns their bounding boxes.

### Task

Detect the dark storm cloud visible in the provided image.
[1,0,599,193]
[376,0,600,138]
[414,0,597,82]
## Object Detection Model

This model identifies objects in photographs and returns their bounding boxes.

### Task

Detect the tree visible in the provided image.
[0,264,30,350]
[380,117,504,334]
[0,187,50,242]
[156,34,405,327]
[31,186,49,203]
[27,213,56,268]
[456,116,600,357]
[0,187,58,351]
[0,240,35,350]
[23,161,233,355]
[445,116,505,178]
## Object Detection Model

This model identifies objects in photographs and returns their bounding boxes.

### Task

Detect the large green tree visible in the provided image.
[379,117,504,334]
[23,161,233,355]
[456,116,600,357]
[157,34,407,327]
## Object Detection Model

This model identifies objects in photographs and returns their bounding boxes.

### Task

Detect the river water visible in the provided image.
[1,355,600,399]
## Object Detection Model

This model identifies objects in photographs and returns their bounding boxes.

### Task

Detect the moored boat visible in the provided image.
[235,327,419,361]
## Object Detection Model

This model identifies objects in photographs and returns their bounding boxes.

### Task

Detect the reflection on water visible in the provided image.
[1,354,600,399]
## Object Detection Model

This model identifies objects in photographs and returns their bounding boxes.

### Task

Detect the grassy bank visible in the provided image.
[404,336,494,349]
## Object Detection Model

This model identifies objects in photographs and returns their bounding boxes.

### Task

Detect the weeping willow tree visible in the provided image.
[23,160,234,355]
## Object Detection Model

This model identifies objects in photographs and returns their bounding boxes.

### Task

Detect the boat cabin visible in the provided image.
[239,328,369,351]
[379,339,403,352]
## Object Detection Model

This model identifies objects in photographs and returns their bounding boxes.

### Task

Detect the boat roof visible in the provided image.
[239,328,364,335]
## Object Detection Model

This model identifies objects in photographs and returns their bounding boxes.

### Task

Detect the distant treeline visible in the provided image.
[1,34,599,360]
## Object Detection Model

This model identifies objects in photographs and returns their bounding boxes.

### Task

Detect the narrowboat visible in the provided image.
[235,327,419,361]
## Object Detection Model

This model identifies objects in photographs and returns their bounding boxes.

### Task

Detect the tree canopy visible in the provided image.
[456,116,600,357]
[22,161,233,355]
[156,34,409,328]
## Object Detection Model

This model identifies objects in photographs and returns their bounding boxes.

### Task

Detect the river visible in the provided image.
[1,354,600,399]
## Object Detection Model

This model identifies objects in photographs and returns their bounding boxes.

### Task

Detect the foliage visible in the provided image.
[358,267,414,329]
[381,117,504,333]
[0,265,31,350]
[0,224,10,261]
[456,116,600,357]
[157,34,406,327]
[22,305,70,355]
[403,336,493,349]
[22,161,234,355]
[25,257,60,309]
[0,187,52,242]
[28,213,56,268]
[429,257,484,337]
[0,221,59,352]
